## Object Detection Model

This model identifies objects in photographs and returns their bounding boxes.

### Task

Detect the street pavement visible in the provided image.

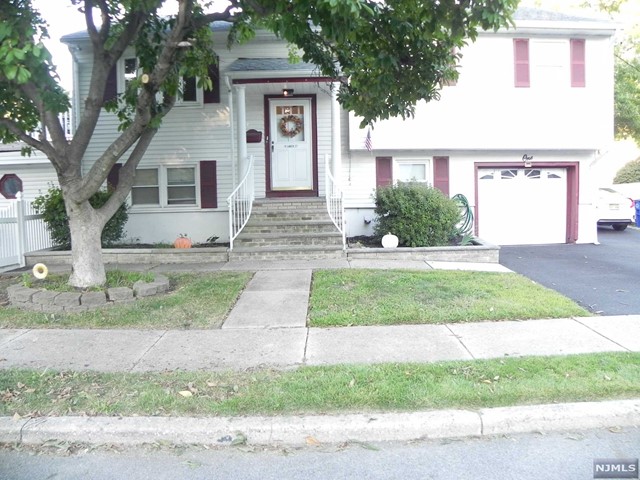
[2,428,638,480]
[0,259,639,448]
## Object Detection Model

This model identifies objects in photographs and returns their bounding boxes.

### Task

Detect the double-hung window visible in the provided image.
[177,76,203,105]
[131,166,197,207]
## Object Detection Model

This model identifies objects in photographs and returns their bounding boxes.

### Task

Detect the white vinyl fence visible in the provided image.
[0,192,53,270]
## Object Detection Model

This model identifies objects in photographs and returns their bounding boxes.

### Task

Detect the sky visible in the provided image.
[34,0,640,93]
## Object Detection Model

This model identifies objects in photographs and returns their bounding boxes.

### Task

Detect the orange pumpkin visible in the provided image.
[173,235,192,249]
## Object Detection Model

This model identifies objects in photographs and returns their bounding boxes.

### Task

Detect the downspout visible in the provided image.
[225,75,236,186]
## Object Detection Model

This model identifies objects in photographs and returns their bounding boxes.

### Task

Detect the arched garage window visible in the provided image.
[0,174,22,199]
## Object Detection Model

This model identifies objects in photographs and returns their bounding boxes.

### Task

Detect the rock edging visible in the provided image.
[6,274,170,313]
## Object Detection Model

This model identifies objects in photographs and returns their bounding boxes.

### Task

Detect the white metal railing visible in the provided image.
[0,192,54,270]
[325,154,346,249]
[227,155,255,251]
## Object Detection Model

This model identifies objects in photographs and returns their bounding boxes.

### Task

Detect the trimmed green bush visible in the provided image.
[373,182,461,247]
[33,186,129,248]
[613,158,640,184]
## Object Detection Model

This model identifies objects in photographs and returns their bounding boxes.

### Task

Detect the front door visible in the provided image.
[267,98,315,195]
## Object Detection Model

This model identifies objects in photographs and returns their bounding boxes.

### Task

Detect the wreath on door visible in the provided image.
[279,114,303,138]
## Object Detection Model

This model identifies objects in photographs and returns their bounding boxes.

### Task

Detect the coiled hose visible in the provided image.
[452,193,474,235]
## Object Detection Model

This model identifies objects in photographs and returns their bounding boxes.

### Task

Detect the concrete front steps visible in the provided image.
[229,198,345,261]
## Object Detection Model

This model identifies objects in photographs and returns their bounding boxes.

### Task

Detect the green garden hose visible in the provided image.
[452,193,474,235]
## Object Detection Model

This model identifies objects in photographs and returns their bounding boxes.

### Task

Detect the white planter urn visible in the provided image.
[381,233,399,249]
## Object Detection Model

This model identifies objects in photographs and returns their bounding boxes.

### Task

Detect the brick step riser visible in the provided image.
[241,224,338,234]
[235,237,343,248]
[249,214,334,223]
[229,250,345,261]
[253,202,327,210]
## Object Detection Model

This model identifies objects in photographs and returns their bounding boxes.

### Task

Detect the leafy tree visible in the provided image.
[614,55,640,144]
[0,0,517,288]
[613,157,640,183]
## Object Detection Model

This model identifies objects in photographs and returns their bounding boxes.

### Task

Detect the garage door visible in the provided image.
[477,168,567,245]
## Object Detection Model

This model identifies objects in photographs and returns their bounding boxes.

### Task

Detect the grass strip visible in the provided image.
[1,353,637,417]
[309,269,590,326]
[0,272,251,329]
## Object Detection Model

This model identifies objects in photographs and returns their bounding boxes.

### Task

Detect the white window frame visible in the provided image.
[117,56,139,94]
[130,165,200,210]
[393,158,433,184]
[175,75,204,106]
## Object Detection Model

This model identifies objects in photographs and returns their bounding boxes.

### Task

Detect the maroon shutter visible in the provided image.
[203,61,220,104]
[107,163,122,191]
[200,161,217,208]
[103,64,118,103]
[376,157,393,187]
[433,156,450,196]
[570,39,586,87]
[513,38,530,88]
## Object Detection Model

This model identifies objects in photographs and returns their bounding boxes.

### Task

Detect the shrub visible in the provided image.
[373,182,461,247]
[613,158,640,184]
[33,186,129,248]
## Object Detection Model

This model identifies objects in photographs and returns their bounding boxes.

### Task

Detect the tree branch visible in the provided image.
[99,126,159,221]
[0,118,58,161]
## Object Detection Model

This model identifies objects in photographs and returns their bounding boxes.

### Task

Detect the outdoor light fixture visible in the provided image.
[282,88,294,96]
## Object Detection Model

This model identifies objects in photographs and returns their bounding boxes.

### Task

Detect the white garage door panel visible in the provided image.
[478,168,567,245]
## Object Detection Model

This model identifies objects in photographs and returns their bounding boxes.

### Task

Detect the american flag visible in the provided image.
[364,128,372,151]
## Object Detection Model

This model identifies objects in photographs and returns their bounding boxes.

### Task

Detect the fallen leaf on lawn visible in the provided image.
[306,436,321,446]
[206,381,217,387]
[178,390,193,398]
[24,388,36,394]
[603,375,612,381]
[481,379,492,384]
[349,379,356,388]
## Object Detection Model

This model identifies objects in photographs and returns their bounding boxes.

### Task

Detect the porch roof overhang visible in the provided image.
[227,58,341,84]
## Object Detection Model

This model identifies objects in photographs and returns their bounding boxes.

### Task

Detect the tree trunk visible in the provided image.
[66,199,107,288]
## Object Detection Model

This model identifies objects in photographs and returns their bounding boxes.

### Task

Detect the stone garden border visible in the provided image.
[6,274,170,313]
[23,239,500,266]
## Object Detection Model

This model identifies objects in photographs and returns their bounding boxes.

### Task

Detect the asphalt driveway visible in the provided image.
[499,227,640,315]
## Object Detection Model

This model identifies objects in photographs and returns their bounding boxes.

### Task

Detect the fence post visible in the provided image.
[15,192,26,267]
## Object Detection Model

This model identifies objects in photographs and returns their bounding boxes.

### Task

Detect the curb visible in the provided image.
[1,399,638,447]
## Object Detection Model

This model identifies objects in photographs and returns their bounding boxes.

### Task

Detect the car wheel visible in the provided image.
[612,224,628,231]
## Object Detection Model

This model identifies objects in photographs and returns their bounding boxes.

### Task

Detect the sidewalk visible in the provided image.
[1,315,639,372]
[1,259,639,446]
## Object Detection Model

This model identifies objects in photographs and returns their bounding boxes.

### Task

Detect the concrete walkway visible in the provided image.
[1,315,638,373]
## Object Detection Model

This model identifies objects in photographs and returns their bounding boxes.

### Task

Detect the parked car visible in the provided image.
[596,187,636,231]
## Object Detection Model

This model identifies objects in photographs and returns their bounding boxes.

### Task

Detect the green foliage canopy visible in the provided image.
[613,157,640,184]
[615,56,640,144]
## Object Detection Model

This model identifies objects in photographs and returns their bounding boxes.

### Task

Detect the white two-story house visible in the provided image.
[2,7,615,250]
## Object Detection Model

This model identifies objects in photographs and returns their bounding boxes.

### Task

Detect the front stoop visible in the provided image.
[229,198,345,261]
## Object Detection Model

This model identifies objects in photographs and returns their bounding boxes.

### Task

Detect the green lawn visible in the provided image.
[0,272,251,329]
[1,353,637,417]
[309,269,590,327]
